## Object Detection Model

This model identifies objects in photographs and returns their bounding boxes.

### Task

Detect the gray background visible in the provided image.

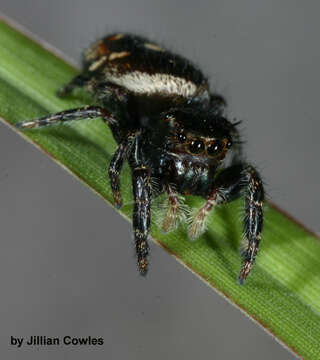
[0,1,319,359]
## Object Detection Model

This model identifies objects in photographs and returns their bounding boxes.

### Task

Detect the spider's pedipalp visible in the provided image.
[187,189,217,240]
[162,184,188,233]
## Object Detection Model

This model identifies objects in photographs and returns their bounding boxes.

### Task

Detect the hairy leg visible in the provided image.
[108,132,137,208]
[162,184,183,233]
[15,106,116,129]
[132,166,152,275]
[187,163,264,283]
[215,164,264,284]
[188,189,217,240]
[210,93,227,114]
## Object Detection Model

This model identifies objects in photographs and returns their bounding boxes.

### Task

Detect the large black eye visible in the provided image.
[207,141,223,156]
[177,132,187,143]
[189,139,205,154]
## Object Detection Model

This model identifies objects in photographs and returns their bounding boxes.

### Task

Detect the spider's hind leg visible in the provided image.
[57,74,90,98]
[15,106,113,129]
[209,93,227,114]
[16,106,112,129]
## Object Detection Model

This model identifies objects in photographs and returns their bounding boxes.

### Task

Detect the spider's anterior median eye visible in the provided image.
[177,132,187,143]
[207,141,223,156]
[189,139,205,154]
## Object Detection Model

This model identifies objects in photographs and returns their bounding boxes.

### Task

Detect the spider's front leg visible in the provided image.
[132,166,152,275]
[108,131,137,208]
[215,164,264,284]
[188,163,264,283]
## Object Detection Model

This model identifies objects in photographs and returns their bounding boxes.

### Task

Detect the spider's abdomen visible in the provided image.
[84,33,210,101]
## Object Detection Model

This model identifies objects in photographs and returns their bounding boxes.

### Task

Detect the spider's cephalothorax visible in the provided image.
[17,33,264,284]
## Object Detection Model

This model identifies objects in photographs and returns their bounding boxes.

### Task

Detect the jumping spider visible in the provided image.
[17,33,264,284]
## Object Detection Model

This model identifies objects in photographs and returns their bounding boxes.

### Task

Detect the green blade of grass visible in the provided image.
[0,16,319,359]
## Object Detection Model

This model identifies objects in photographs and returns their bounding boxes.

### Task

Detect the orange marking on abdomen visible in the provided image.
[98,42,110,56]
[108,33,125,41]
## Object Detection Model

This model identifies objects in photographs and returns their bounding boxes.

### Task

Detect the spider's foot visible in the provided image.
[16,120,39,129]
[136,238,149,275]
[113,191,123,209]
[138,257,149,276]
[238,260,253,285]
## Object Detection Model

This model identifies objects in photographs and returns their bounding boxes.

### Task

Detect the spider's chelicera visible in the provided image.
[17,33,264,284]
